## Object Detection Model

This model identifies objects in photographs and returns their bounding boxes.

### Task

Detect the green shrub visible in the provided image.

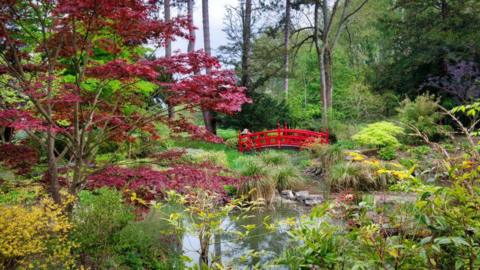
[441,143,455,152]
[408,145,432,159]
[335,140,358,150]
[225,137,238,149]
[236,156,275,203]
[217,128,238,140]
[238,177,276,204]
[260,151,289,166]
[114,212,185,270]
[235,153,304,201]
[72,188,135,267]
[378,146,397,161]
[328,161,387,191]
[271,165,302,191]
[328,119,361,141]
[235,156,268,178]
[307,143,344,167]
[332,82,387,122]
[352,121,404,148]
[397,94,450,142]
[399,158,415,168]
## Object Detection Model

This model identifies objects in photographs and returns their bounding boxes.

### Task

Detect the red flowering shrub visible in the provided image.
[0,144,39,175]
[87,165,241,202]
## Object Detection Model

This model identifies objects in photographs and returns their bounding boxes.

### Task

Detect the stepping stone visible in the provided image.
[281,190,296,200]
[304,195,324,206]
[295,191,309,202]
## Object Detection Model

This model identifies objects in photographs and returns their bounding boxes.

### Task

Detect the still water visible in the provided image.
[184,201,308,268]
[147,200,309,268]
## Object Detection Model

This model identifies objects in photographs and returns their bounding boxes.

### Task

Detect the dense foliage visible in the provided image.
[0,197,75,269]
[0,0,249,203]
[1,0,480,269]
[352,122,404,148]
[279,157,480,269]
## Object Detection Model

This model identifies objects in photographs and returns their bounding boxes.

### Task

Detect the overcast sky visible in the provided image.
[171,0,231,56]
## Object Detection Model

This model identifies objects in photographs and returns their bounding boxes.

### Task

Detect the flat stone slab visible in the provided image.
[295,191,309,202]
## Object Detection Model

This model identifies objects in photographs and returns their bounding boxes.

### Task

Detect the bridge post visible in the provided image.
[277,124,281,148]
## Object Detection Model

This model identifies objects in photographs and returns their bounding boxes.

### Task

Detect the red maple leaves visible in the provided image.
[87,164,241,202]
[0,0,250,200]
[0,144,39,175]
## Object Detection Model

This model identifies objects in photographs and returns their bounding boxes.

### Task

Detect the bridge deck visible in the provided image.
[238,125,329,152]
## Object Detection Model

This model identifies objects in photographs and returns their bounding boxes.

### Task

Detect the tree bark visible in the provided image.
[314,2,329,127]
[165,0,175,120]
[324,47,333,108]
[240,0,252,89]
[312,0,368,127]
[283,0,291,98]
[47,127,61,204]
[187,0,195,52]
[199,229,211,267]
[319,47,329,127]
[202,0,217,134]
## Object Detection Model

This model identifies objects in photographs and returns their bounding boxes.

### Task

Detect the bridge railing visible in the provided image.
[238,124,329,152]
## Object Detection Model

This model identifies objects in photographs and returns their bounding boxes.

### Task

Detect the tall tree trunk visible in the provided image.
[187,0,195,52]
[199,229,211,267]
[318,46,333,127]
[283,0,291,98]
[165,0,175,119]
[202,0,217,134]
[314,2,329,127]
[319,48,329,127]
[240,0,252,89]
[47,127,61,204]
[324,47,333,108]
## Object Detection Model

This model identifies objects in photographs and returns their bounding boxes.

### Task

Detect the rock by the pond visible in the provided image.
[304,195,324,206]
[281,190,296,200]
[274,197,297,204]
[294,191,309,202]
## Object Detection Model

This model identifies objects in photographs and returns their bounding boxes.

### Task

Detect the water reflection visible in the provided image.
[181,200,308,268]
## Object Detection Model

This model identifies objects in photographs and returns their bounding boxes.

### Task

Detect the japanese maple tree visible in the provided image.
[0,0,249,203]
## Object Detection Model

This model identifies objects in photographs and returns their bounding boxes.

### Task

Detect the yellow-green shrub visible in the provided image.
[0,198,75,269]
[352,121,404,148]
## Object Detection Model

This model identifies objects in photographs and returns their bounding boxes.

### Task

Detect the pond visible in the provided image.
[148,199,310,268]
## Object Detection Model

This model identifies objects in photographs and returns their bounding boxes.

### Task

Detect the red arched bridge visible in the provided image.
[238,124,329,152]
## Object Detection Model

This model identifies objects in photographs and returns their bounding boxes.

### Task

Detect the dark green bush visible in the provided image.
[378,146,397,161]
[397,94,450,143]
[115,218,185,269]
[73,189,183,269]
[408,145,432,159]
[73,188,135,267]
